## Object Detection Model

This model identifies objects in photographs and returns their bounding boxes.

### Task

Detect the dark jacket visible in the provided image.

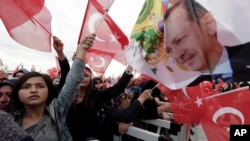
[54,58,70,92]
[101,100,144,141]
[226,42,250,82]
[66,71,133,141]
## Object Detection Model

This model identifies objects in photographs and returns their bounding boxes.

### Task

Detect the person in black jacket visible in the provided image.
[52,36,70,92]
[101,88,153,141]
[66,65,133,141]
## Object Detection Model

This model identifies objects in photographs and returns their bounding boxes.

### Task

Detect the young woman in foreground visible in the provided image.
[8,34,96,141]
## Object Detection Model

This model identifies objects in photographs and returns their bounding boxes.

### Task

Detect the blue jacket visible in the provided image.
[46,58,85,141]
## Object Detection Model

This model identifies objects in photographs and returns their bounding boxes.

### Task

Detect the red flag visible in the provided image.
[0,0,52,52]
[201,87,250,141]
[85,49,115,73]
[168,81,217,124]
[78,0,128,65]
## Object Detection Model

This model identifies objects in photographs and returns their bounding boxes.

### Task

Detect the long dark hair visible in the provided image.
[81,67,93,107]
[9,71,58,113]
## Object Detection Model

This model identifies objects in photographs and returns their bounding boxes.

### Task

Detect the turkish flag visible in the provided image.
[0,0,52,52]
[78,0,128,65]
[85,49,114,73]
[200,86,250,141]
[168,81,217,124]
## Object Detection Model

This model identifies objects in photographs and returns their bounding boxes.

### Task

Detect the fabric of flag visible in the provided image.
[78,0,128,65]
[125,0,200,90]
[165,81,217,123]
[0,0,52,52]
[85,49,115,73]
[200,87,250,141]
[167,84,250,140]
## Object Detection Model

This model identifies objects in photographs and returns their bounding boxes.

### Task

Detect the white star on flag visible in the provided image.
[195,97,203,108]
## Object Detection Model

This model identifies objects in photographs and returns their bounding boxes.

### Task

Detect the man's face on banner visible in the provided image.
[164,6,209,72]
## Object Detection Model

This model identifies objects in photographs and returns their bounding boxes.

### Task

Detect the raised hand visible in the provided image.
[75,33,96,60]
[53,36,65,60]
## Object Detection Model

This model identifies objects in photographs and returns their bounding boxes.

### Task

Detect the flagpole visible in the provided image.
[152,83,160,90]
[94,0,115,33]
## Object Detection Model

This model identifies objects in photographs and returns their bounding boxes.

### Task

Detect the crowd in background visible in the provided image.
[1,29,250,140]
[1,58,249,141]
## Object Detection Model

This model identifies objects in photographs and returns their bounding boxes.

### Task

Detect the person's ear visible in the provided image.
[201,13,217,36]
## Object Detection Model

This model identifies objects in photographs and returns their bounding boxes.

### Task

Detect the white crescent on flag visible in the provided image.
[90,56,105,68]
[88,13,105,42]
[212,107,245,125]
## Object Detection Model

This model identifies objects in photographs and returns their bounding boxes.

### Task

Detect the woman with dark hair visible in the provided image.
[66,65,133,141]
[8,33,96,141]
[101,89,153,141]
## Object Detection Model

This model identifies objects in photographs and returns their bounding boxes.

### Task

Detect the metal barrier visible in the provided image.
[114,117,190,141]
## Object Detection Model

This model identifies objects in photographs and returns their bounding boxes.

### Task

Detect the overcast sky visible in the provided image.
[0,0,144,77]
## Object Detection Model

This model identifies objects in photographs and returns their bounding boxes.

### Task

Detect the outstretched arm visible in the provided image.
[53,36,70,92]
[56,34,96,113]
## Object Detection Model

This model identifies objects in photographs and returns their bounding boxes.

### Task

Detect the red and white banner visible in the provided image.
[168,81,217,124]
[0,0,52,52]
[78,0,128,66]
[201,87,250,141]
[85,49,114,73]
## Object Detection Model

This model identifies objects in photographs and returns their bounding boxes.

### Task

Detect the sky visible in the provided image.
[0,0,144,77]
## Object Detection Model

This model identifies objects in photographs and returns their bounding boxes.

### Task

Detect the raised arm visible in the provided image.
[53,36,70,92]
[98,66,134,102]
[56,34,96,113]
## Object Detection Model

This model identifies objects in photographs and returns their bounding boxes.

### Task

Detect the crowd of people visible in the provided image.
[0,32,174,141]
[1,0,250,141]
